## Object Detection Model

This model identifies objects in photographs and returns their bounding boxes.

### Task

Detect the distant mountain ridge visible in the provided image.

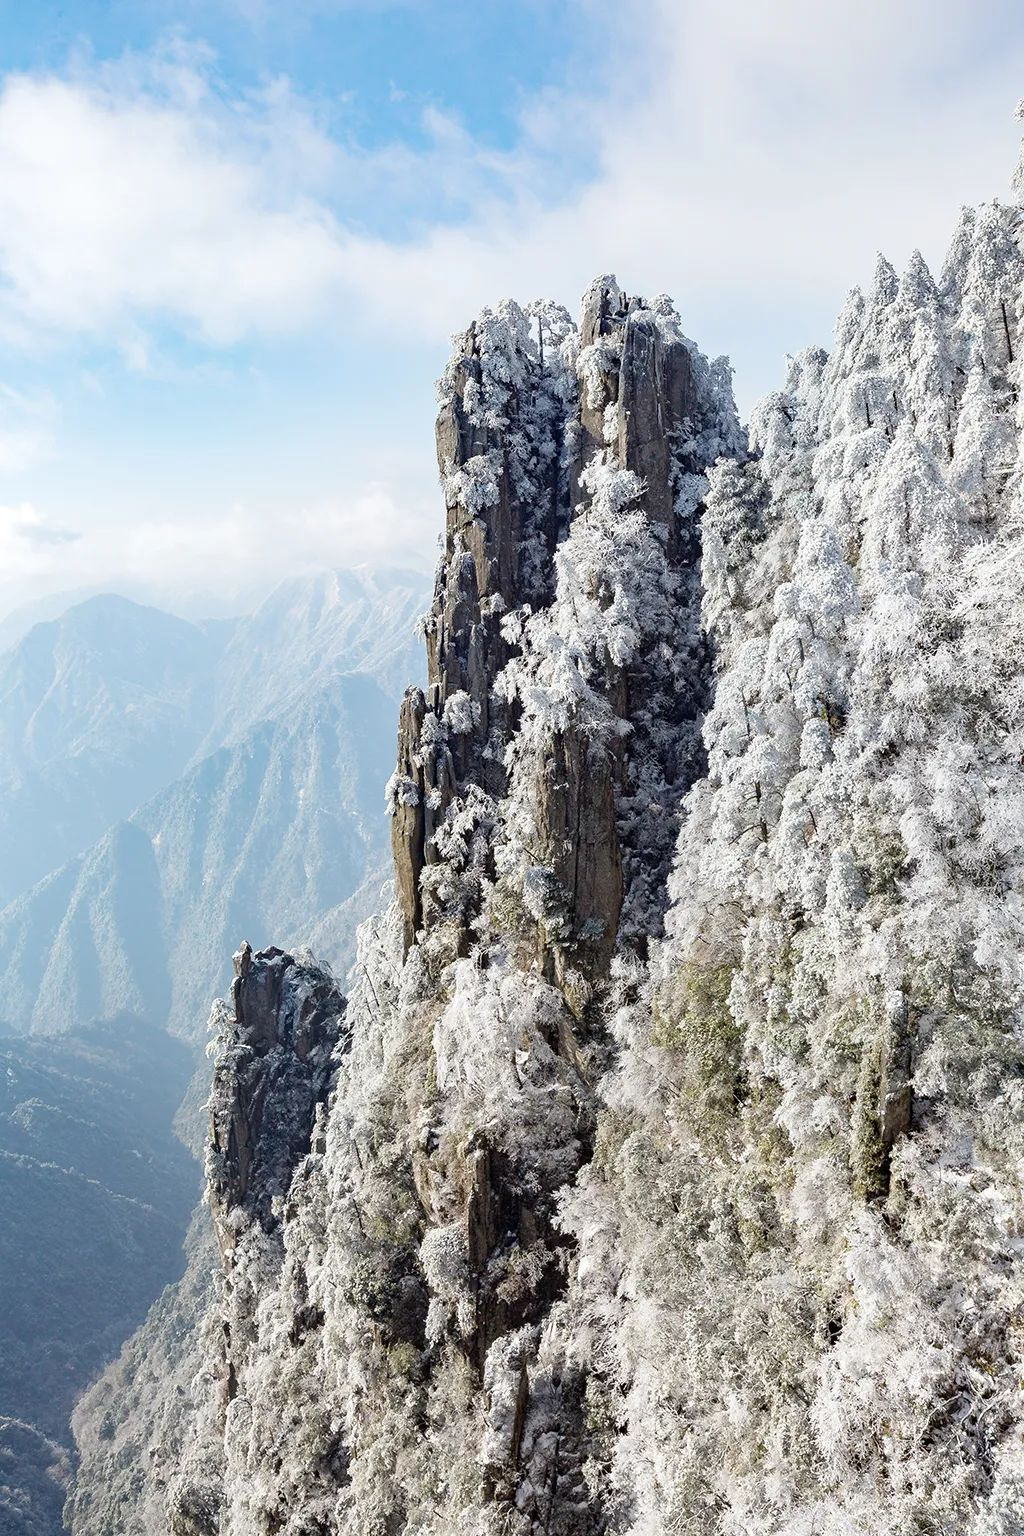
[0,1016,198,1536]
[0,596,219,909]
[201,566,427,750]
[0,567,426,1041]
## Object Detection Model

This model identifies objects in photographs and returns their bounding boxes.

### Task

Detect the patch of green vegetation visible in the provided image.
[653,962,744,1117]
[850,1038,886,1204]
[485,878,531,942]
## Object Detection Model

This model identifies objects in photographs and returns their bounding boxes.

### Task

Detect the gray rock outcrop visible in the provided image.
[391,278,731,982]
[209,943,347,1255]
[67,279,741,1536]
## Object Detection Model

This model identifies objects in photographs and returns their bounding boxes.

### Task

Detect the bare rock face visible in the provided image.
[575,277,701,541]
[391,303,571,953]
[390,688,429,950]
[530,718,624,986]
[204,944,348,1438]
[208,943,347,1258]
[459,1128,570,1375]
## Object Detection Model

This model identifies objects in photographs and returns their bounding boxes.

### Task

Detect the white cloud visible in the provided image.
[0,386,57,471]
[0,503,79,583]
[0,2,1019,387]
[0,481,436,620]
[0,35,537,352]
[0,5,1019,362]
[0,51,350,346]
[1,0,1023,614]
[326,0,1024,384]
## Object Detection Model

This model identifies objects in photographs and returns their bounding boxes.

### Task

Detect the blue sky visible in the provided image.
[1,0,1024,620]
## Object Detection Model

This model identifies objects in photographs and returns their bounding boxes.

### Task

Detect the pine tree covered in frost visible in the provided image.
[563,185,1024,1534]
[70,147,1024,1536]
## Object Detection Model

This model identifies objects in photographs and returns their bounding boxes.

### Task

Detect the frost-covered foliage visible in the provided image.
[567,192,1024,1534]
[394,277,740,986]
[437,294,578,607]
[151,908,600,1535]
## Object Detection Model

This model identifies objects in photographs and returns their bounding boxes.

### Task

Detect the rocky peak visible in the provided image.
[390,301,572,951]
[207,943,347,1260]
[390,277,740,977]
[575,275,702,541]
[65,280,742,1536]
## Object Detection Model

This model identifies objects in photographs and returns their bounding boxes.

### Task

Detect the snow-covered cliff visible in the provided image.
[71,179,1024,1536]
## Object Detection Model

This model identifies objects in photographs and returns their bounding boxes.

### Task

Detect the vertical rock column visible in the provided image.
[391,307,568,951]
[206,943,348,1410]
[535,278,718,982]
[391,280,733,977]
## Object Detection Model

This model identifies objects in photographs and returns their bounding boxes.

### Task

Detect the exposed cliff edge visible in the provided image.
[73,200,1024,1536]
[389,278,732,981]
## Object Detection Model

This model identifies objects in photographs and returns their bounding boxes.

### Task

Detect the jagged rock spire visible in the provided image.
[208,944,346,1258]
[67,279,742,1536]
[390,278,740,971]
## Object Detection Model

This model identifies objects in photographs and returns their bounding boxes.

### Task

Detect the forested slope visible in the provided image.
[70,170,1024,1536]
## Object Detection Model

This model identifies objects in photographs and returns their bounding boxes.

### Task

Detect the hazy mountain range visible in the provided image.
[0,567,425,1041]
[0,1017,197,1536]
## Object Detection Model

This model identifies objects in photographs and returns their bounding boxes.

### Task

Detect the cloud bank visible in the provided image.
[0,0,1023,618]
[0,480,436,621]
[0,3,1017,353]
